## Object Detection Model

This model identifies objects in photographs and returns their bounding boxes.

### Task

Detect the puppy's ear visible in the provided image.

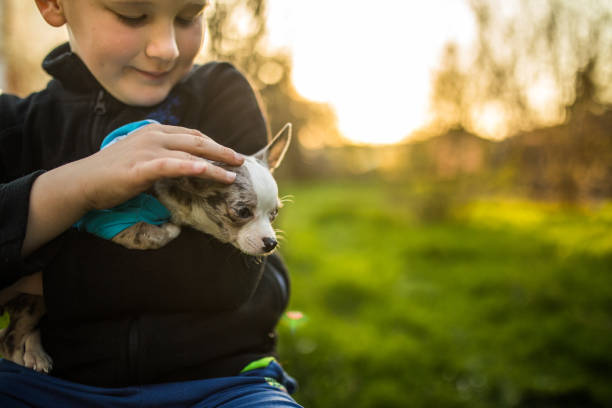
[254,123,292,172]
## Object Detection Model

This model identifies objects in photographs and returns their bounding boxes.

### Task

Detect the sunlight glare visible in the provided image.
[266,0,476,145]
[471,102,508,140]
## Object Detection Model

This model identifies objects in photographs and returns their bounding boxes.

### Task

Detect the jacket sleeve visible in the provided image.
[0,171,47,288]
[40,64,285,320]
[0,93,51,288]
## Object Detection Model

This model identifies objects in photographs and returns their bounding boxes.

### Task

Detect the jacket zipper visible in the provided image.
[94,90,107,115]
[90,90,107,151]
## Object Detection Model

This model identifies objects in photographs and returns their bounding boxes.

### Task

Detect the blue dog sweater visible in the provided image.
[73,120,171,240]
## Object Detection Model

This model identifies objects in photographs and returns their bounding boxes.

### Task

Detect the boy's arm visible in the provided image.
[1,102,243,292]
[0,94,98,287]
[20,127,241,259]
[0,93,50,288]
[0,171,46,288]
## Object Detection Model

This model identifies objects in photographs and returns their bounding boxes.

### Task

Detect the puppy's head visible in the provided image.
[157,124,291,256]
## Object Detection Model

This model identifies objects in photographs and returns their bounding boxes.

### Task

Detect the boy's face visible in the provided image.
[60,0,207,106]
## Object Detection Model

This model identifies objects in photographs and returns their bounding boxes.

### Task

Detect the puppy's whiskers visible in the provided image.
[274,228,286,241]
[279,195,294,206]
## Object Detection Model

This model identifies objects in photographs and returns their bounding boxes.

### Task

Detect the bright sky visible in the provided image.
[265,0,476,145]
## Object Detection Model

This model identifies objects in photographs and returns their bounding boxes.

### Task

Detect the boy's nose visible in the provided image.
[146,24,179,62]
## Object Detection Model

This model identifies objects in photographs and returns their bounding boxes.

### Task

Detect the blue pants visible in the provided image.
[0,359,302,407]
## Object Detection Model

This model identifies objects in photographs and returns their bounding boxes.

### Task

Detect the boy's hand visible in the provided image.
[22,123,244,256]
[77,123,244,211]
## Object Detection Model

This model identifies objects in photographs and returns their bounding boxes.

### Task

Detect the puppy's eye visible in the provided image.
[270,208,278,221]
[237,207,253,219]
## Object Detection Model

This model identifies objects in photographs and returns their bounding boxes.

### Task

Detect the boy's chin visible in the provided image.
[122,93,170,107]
[111,85,173,107]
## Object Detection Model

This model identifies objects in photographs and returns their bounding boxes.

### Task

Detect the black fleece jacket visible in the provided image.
[0,43,290,387]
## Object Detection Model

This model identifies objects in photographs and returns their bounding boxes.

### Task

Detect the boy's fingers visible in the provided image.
[163,133,244,165]
[139,158,236,184]
[154,124,202,135]
[141,124,244,165]
[193,161,237,184]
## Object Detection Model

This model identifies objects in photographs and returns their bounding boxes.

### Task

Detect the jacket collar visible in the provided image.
[42,42,102,94]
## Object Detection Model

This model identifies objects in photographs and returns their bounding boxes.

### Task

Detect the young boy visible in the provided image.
[0,0,301,406]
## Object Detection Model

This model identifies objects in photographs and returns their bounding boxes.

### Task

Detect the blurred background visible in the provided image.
[2,0,611,406]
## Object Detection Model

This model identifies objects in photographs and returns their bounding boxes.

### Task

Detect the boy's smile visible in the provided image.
[44,0,208,106]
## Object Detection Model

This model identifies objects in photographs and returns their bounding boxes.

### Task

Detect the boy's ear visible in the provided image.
[35,0,67,27]
[253,123,292,173]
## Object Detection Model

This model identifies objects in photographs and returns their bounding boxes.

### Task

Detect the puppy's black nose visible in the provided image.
[262,237,278,252]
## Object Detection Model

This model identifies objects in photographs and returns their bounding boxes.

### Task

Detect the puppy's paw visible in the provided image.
[112,222,180,250]
[23,331,53,374]
[23,347,53,374]
[162,223,181,240]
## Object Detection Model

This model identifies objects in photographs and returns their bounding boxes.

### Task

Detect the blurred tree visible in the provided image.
[429,0,612,138]
[0,1,6,91]
[428,44,470,133]
[427,0,612,202]
[203,0,343,179]
[1,0,67,96]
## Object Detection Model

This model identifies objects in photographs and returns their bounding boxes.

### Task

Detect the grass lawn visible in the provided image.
[276,181,612,407]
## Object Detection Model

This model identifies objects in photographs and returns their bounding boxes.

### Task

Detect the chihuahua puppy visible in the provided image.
[112,123,292,255]
[0,124,291,373]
